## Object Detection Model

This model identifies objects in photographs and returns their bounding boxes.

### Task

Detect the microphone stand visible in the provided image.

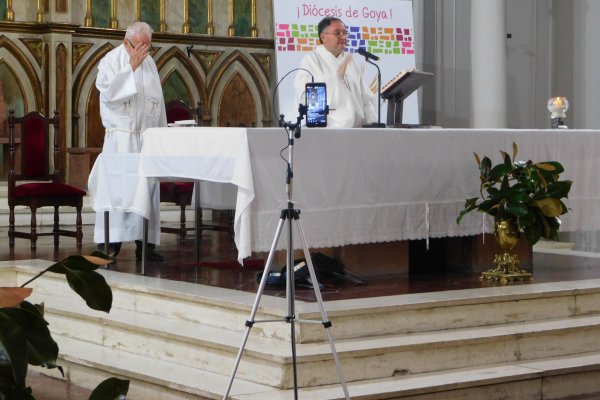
[362,58,386,128]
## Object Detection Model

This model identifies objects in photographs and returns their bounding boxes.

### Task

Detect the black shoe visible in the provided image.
[96,242,122,258]
[135,241,165,262]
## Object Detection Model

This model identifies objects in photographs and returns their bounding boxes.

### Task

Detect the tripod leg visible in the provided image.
[223,217,286,399]
[294,219,351,400]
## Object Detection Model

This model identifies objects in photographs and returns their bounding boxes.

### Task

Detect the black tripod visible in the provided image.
[223,106,350,400]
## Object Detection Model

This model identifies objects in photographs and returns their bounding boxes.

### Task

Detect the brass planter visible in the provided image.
[481,219,532,283]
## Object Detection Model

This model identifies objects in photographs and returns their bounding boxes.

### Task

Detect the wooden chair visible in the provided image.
[7,110,86,250]
[162,100,200,242]
[162,100,233,243]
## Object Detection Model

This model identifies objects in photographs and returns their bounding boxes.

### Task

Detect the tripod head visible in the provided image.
[278,104,307,138]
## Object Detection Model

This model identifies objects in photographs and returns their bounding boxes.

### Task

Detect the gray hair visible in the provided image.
[125,21,153,40]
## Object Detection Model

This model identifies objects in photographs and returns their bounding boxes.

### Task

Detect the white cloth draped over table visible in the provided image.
[91,44,167,244]
[88,153,161,244]
[139,128,253,262]
[138,127,600,264]
[294,46,378,128]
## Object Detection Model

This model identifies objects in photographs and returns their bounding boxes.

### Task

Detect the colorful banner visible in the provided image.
[273,0,417,125]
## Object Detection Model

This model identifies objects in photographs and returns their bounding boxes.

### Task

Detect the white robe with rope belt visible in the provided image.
[294,45,377,128]
[90,44,166,245]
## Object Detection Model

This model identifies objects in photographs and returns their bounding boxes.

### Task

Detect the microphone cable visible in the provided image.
[271,67,314,126]
[272,68,315,163]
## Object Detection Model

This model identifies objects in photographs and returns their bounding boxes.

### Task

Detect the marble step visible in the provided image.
[15,263,600,391]
[40,334,600,399]
[233,352,600,400]
[9,261,600,398]
[43,298,600,390]
[22,262,600,343]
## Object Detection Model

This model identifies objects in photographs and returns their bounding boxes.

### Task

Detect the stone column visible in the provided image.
[470,0,507,128]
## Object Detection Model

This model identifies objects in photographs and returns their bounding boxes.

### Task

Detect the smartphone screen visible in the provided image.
[305,83,327,127]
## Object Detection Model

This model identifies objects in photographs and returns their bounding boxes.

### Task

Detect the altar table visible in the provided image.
[139,127,600,264]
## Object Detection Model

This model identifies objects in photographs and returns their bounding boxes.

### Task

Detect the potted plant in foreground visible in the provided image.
[456,142,572,282]
[0,253,130,399]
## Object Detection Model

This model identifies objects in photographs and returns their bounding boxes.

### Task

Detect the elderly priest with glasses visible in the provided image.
[294,17,378,128]
[90,21,166,262]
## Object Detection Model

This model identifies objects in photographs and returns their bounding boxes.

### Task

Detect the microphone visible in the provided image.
[357,47,379,61]
[186,45,193,58]
[358,48,386,128]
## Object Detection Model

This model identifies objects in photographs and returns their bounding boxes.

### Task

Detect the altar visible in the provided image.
[133,127,600,270]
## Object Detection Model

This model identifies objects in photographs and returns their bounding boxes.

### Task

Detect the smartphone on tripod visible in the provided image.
[305,82,327,127]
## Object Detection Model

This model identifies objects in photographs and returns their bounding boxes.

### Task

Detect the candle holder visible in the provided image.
[547,97,569,129]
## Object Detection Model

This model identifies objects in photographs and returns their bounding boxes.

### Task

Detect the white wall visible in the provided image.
[572,0,600,129]
[414,0,597,130]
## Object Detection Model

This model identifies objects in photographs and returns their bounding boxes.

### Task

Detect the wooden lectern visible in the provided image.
[381,69,434,127]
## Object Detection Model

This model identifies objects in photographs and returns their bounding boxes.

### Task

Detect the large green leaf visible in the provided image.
[535,161,564,174]
[524,221,542,245]
[47,255,110,274]
[533,198,564,217]
[1,303,59,370]
[0,311,29,388]
[505,201,529,217]
[63,269,112,313]
[89,377,130,400]
[489,163,514,181]
[546,180,572,200]
[43,257,113,313]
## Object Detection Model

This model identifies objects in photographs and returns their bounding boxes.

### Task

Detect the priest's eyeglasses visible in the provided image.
[323,30,349,38]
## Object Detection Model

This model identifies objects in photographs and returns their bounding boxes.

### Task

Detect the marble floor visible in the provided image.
[5,224,600,399]
[4,225,600,302]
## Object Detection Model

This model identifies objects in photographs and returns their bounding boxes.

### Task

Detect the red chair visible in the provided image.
[162,100,200,242]
[162,100,233,243]
[7,110,86,250]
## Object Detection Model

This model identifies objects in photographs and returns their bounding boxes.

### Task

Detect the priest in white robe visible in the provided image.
[294,17,378,128]
[90,21,166,261]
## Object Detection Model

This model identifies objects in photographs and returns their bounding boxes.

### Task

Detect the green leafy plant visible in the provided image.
[457,142,572,245]
[0,253,130,400]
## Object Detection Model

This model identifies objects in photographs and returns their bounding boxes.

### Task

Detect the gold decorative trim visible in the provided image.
[0,60,29,112]
[251,0,257,38]
[72,42,94,70]
[162,69,193,101]
[110,0,118,29]
[228,0,234,36]
[207,0,214,35]
[207,49,270,123]
[250,53,270,80]
[6,0,14,21]
[159,0,167,32]
[155,46,208,106]
[19,38,44,68]
[0,21,80,34]
[192,50,223,75]
[136,0,141,21]
[36,0,44,23]
[84,0,93,27]
[72,42,115,115]
[182,0,190,34]
[0,35,43,111]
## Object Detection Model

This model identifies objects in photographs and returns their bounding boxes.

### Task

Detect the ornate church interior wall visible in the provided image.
[0,0,274,183]
[1,0,597,182]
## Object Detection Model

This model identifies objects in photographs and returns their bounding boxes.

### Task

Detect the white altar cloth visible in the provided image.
[87,153,161,244]
[138,127,600,263]
[140,128,253,262]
